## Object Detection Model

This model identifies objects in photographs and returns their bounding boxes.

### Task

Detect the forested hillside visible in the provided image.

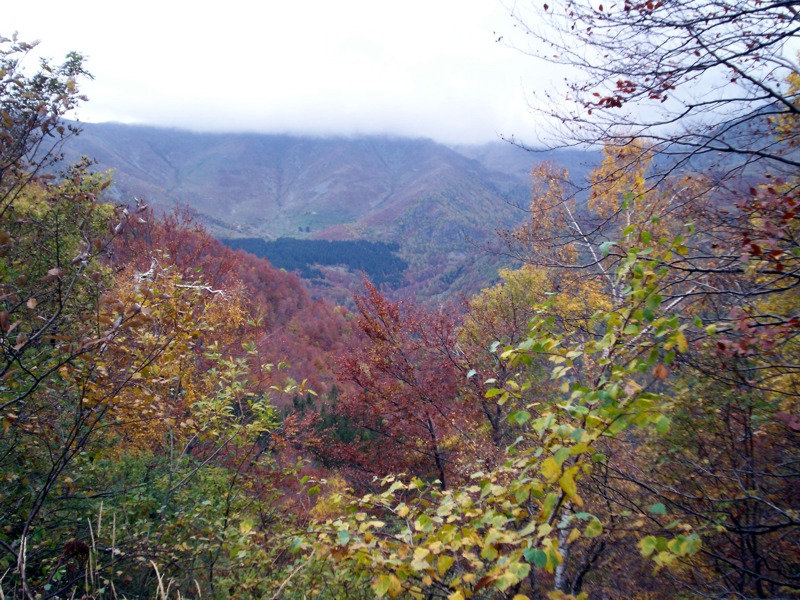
[221,238,408,288]
[2,3,799,597]
[60,123,600,302]
[59,124,536,301]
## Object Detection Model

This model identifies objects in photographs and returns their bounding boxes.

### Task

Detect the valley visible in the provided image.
[65,123,596,300]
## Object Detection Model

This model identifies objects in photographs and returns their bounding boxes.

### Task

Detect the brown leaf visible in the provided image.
[653,363,669,380]
[776,412,800,432]
[42,267,65,282]
[14,332,28,351]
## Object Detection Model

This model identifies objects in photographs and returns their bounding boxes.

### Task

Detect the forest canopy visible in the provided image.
[1,1,799,596]
[222,237,408,287]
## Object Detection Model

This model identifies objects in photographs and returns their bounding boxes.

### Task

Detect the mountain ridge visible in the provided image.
[64,122,596,300]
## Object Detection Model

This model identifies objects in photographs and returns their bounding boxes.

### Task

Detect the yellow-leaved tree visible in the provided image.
[0,37,301,600]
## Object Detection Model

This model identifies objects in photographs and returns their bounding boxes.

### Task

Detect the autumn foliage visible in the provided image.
[2,9,800,598]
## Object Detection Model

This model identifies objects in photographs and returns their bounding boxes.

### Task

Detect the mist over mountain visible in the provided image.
[65,122,597,300]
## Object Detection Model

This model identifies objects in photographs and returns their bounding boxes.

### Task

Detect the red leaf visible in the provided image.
[653,363,669,380]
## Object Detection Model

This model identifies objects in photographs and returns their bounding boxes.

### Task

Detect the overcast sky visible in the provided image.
[5,1,551,145]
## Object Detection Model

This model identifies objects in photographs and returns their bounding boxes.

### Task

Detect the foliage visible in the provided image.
[289,87,800,597]
[287,228,708,599]
[0,34,89,212]
[0,36,311,599]
[507,0,800,176]
[4,8,800,596]
[494,4,800,594]
[313,281,486,491]
[223,237,409,287]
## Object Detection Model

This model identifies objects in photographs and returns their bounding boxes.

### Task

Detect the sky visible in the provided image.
[4,1,550,145]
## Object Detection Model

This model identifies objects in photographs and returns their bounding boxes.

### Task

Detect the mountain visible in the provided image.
[65,123,595,301]
[451,141,599,185]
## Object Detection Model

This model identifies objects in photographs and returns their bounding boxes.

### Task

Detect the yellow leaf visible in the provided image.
[239,519,253,534]
[372,575,390,597]
[559,468,577,499]
[387,575,403,597]
[537,523,553,538]
[541,457,561,481]
[438,554,455,576]
[481,542,499,561]
[675,331,688,353]
[567,528,581,544]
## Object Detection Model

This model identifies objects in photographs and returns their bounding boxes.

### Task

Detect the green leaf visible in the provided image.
[599,241,617,257]
[668,534,702,556]
[415,514,434,532]
[510,410,531,426]
[553,447,570,466]
[523,547,548,568]
[584,518,602,538]
[372,575,390,597]
[645,293,662,313]
[649,503,667,515]
[623,323,641,335]
[654,415,671,434]
[541,493,559,521]
[638,535,657,557]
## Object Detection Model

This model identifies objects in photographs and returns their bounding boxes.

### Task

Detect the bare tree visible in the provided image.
[504,0,799,178]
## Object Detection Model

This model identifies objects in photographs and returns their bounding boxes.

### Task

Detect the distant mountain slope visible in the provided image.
[66,123,594,300]
[450,142,600,185]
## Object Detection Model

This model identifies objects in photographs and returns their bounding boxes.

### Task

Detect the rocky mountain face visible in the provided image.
[66,123,595,301]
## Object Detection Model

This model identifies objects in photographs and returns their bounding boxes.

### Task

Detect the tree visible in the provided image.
[288,234,708,600]
[322,281,486,490]
[460,265,609,449]
[494,2,800,595]
[0,37,311,599]
[0,35,88,213]
[507,0,800,177]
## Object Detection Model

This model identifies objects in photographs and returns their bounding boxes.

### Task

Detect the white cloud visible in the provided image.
[5,0,549,144]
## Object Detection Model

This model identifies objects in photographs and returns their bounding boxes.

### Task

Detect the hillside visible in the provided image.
[5,26,798,600]
[65,123,595,300]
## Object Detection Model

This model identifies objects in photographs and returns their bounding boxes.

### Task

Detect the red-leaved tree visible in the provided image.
[321,281,487,490]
